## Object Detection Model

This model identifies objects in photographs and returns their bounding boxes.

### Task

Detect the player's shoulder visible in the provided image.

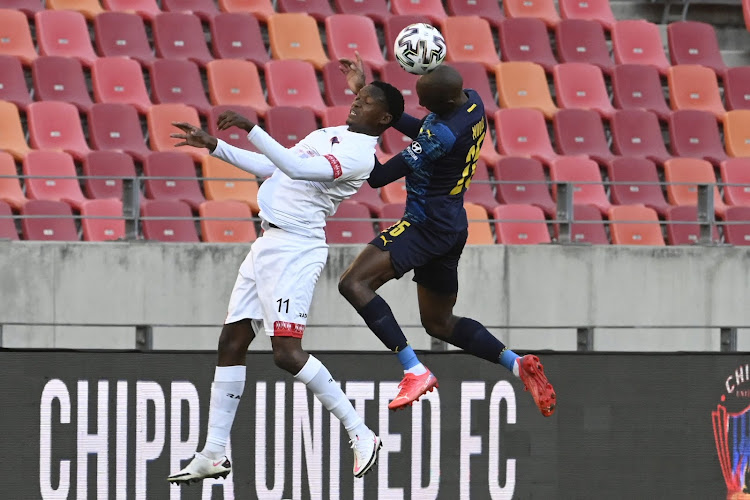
[420,114,458,146]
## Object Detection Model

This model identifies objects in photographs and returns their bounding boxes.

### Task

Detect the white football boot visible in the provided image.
[167,453,231,485]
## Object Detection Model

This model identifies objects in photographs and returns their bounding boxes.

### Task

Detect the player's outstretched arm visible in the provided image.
[367,155,410,188]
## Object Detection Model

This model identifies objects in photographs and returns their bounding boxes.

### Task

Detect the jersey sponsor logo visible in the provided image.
[273,321,306,338]
[324,154,343,179]
[411,141,423,154]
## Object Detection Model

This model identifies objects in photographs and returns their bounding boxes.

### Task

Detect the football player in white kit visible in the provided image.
[167,79,405,485]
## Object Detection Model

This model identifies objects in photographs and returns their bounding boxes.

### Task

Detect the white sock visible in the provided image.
[512,359,520,378]
[201,365,246,460]
[295,355,369,440]
[405,363,427,376]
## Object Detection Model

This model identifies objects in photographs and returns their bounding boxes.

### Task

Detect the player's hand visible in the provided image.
[170,122,218,151]
[217,110,256,133]
[338,51,366,95]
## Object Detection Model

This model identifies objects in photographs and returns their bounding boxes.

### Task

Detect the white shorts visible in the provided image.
[225,227,328,338]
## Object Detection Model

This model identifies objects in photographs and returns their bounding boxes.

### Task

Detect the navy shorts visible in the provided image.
[369,219,468,294]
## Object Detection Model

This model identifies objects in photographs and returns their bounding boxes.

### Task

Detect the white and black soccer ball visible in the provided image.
[393,23,447,75]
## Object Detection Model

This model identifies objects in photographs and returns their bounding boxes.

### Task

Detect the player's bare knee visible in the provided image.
[272,345,304,373]
[218,321,254,354]
[338,272,363,301]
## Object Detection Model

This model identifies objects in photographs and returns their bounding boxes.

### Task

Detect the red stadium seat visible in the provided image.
[555,19,614,76]
[498,18,557,73]
[326,15,387,72]
[446,0,504,28]
[464,160,499,212]
[21,199,79,241]
[153,12,213,67]
[380,61,422,116]
[322,60,376,107]
[492,204,551,244]
[199,200,257,243]
[27,101,91,161]
[207,105,260,153]
[668,110,727,166]
[720,158,750,207]
[88,103,152,162]
[210,13,269,67]
[610,109,672,165]
[606,157,669,217]
[4,1,42,18]
[390,0,447,25]
[102,0,162,21]
[558,0,615,31]
[553,109,614,164]
[494,108,559,165]
[93,12,155,66]
[552,62,615,119]
[0,8,38,65]
[334,0,390,26]
[80,198,125,241]
[277,0,334,21]
[143,151,206,211]
[493,156,556,216]
[384,15,431,61]
[147,104,207,161]
[0,200,18,240]
[35,10,98,67]
[608,205,665,246]
[140,200,199,242]
[381,181,407,204]
[150,59,212,116]
[264,106,319,149]
[325,200,375,243]
[441,16,500,71]
[503,0,560,28]
[82,151,137,201]
[32,56,93,113]
[91,57,152,114]
[450,62,499,116]
[23,150,88,210]
[218,0,275,22]
[549,156,611,214]
[265,60,328,117]
[611,64,671,121]
[665,205,719,245]
[381,128,413,154]
[555,203,609,244]
[0,151,28,211]
[667,65,726,120]
[495,62,558,120]
[162,0,219,21]
[0,55,32,110]
[321,106,351,128]
[378,202,405,231]
[352,183,386,218]
[667,21,727,79]
[611,20,669,76]
[723,206,750,245]
[725,67,750,112]
[0,101,31,160]
[267,13,330,70]
[207,59,270,117]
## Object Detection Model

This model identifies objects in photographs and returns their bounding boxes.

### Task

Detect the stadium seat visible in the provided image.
[93,12,155,66]
[723,110,750,157]
[210,13,269,67]
[23,150,88,210]
[267,13,329,70]
[147,104,207,161]
[446,0,504,28]
[665,205,718,245]
[667,65,726,120]
[0,151,27,210]
[493,156,556,216]
[35,10,98,67]
[667,21,727,79]
[101,0,162,21]
[0,101,31,160]
[380,61,422,115]
[384,15,431,61]
[0,55,32,110]
[381,128,414,154]
[202,155,260,213]
[32,56,93,113]
[206,59,270,117]
[503,0,560,28]
[498,18,557,73]
[378,202,405,231]
[323,60,376,107]
[494,108,559,164]
[264,106,319,148]
[608,205,665,245]
[321,106,351,128]
[479,134,502,166]
[152,12,213,67]
[555,203,609,244]
[555,19,614,76]
[0,200,18,240]
[464,202,495,244]
[91,57,152,114]
[4,1,42,18]
[441,16,500,71]
[606,157,670,216]
[552,63,615,119]
[81,150,137,201]
[668,110,727,166]
[265,60,328,117]
[390,0,447,25]
[47,0,104,20]
[611,64,672,121]
[723,206,750,245]
[0,8,37,65]
[553,109,614,164]
[21,199,79,241]
[663,158,726,215]
[381,181,407,204]
[549,156,611,214]
[140,200,199,242]
[492,204,551,244]
[218,0,275,22]
[143,151,206,211]
[325,200,375,243]
[150,59,212,116]
[558,0,615,31]
[27,101,91,161]
[725,67,750,111]
[611,20,670,76]
[277,0,334,21]
[352,183,386,218]
[495,62,558,120]
[334,0,390,26]
[207,105,260,154]
[464,160,499,212]
[720,158,750,207]
[87,103,152,162]
[199,200,257,243]
[162,0,219,20]
[80,198,125,241]
[326,15,386,72]
[450,62,498,116]
[609,109,672,165]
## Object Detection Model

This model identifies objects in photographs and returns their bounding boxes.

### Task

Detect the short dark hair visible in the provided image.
[370,80,405,126]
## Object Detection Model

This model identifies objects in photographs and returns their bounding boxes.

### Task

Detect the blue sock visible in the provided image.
[499,348,520,373]
[447,318,516,371]
[356,295,410,353]
[396,345,420,370]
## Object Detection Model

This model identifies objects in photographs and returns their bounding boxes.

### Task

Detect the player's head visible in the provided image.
[416,65,465,116]
[346,81,404,136]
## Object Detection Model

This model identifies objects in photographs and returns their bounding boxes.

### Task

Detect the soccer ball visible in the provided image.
[393,23,447,75]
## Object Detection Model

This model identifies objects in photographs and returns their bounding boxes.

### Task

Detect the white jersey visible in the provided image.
[211,125,378,239]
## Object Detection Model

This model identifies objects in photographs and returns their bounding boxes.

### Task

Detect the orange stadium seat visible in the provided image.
[384,15,431,60]
[668,110,727,166]
[143,151,206,211]
[150,59,212,116]
[91,57,152,114]
[380,61,422,115]
[323,60,376,107]
[390,0,447,25]
[88,103,152,162]
[207,105,260,153]
[608,205,664,245]
[218,0,275,22]
[0,200,18,240]
[147,104,207,161]
[210,13,269,67]
[5,1,42,18]
[27,101,91,161]
[0,55,32,110]
[553,109,615,164]
[549,156,611,214]
[667,21,727,79]
[556,203,609,244]
[140,200,200,242]
[82,150,137,201]
[80,198,125,241]
[0,101,31,160]
[451,62,498,116]
[611,64,671,121]
[495,62,558,120]
[325,200,375,243]
[611,20,670,76]
[555,19,614,75]
[492,204,551,244]
[725,67,750,111]
[381,182,407,204]
[264,106,318,148]
[326,15,386,72]
[152,12,213,67]
[35,10,98,67]
[23,151,88,210]
[665,205,719,245]
[202,155,260,213]
[723,110,750,157]
[493,156,556,216]
[723,206,750,245]
[663,158,726,215]
[93,12,156,66]
[352,183,386,218]
[498,18,557,73]
[199,200,257,243]
[321,106,351,128]
[265,60,328,116]
[607,157,670,217]
[494,108,559,164]
[478,134,501,166]
[503,0,560,28]
[720,158,750,207]
[0,151,28,211]
[441,16,500,71]
[465,202,495,244]
[162,0,219,21]
[277,0,334,21]
[558,0,615,30]
[0,9,37,65]
[21,200,79,241]
[446,0,504,28]
[610,109,672,165]
[102,0,162,21]
[267,13,329,70]
[32,56,93,113]
[464,160,499,212]
[334,0,390,26]
[552,62,615,119]
[378,202,405,231]
[207,60,270,117]
[47,0,104,20]
[667,65,726,120]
